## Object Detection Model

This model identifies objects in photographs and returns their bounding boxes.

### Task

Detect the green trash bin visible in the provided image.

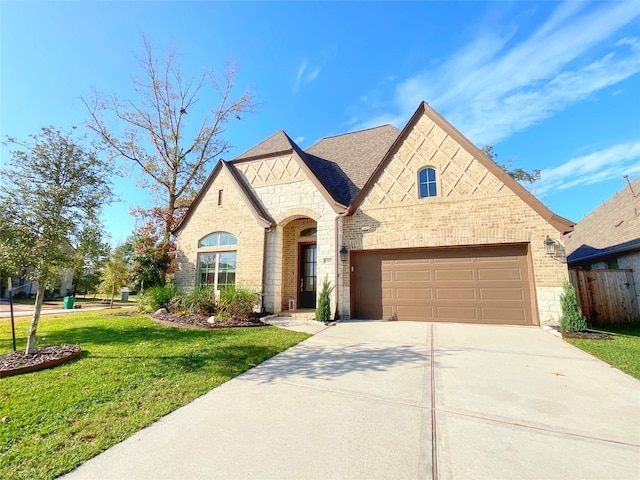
[121,291,129,302]
[63,296,75,309]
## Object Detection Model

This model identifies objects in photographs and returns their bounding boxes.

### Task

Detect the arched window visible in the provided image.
[418,167,437,198]
[197,232,237,290]
[198,232,237,248]
[300,227,317,237]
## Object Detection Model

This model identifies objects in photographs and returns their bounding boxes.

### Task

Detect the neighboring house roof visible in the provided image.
[349,102,574,234]
[565,175,640,265]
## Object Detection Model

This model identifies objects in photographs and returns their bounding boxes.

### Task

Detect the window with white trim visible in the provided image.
[197,232,237,290]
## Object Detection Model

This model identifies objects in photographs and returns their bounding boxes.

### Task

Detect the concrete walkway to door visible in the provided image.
[63,321,640,480]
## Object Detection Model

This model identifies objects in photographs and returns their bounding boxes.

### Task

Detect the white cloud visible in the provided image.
[294,136,304,144]
[612,89,624,96]
[354,2,640,144]
[538,141,640,194]
[293,59,320,93]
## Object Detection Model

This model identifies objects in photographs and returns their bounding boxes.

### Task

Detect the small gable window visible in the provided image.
[300,227,317,237]
[418,167,437,198]
[198,232,237,248]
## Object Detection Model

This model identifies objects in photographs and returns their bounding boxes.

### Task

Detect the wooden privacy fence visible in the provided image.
[569,268,639,325]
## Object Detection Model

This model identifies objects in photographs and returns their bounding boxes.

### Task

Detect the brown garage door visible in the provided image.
[350,245,535,325]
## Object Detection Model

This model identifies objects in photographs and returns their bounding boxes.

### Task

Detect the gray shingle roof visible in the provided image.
[565,175,640,264]
[234,130,298,160]
[305,125,401,204]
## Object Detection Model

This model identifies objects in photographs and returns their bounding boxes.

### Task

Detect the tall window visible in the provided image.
[418,167,437,198]
[198,252,236,290]
[198,232,237,290]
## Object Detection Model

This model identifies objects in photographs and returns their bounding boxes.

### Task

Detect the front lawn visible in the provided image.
[0,312,309,480]
[565,322,640,380]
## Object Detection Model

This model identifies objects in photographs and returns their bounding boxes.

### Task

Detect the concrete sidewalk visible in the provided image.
[0,302,129,318]
[63,321,640,480]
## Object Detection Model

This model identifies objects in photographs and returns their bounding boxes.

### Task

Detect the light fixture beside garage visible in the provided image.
[544,236,557,256]
[340,246,349,262]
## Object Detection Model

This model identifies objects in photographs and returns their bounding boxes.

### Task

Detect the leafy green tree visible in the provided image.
[98,248,129,308]
[84,37,256,247]
[0,127,114,353]
[559,281,588,332]
[129,231,170,293]
[70,226,111,294]
[315,277,335,323]
[481,145,541,184]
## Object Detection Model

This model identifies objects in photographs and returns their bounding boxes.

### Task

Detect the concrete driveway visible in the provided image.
[64,321,640,480]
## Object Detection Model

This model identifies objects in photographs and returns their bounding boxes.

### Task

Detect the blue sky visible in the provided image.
[2,1,639,246]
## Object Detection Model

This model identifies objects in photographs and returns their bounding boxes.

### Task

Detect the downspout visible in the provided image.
[334,208,350,321]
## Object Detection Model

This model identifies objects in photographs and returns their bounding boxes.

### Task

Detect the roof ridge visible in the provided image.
[313,124,398,142]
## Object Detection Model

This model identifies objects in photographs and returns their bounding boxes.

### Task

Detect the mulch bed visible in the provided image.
[151,312,269,329]
[561,330,613,340]
[0,344,82,378]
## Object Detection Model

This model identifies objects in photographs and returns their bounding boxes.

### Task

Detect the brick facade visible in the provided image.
[341,114,568,325]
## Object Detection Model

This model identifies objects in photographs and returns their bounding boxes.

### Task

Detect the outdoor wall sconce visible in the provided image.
[544,235,557,256]
[340,246,349,262]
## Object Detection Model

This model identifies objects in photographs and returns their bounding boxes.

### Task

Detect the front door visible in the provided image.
[299,244,317,309]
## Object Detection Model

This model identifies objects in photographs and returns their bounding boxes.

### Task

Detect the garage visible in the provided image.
[350,244,535,325]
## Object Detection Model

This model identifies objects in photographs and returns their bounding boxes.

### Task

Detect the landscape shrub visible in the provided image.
[218,285,261,319]
[315,277,334,323]
[169,285,217,315]
[559,281,588,332]
[139,284,176,312]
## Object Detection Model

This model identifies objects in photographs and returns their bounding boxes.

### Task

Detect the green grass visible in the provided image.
[565,322,640,380]
[0,312,309,480]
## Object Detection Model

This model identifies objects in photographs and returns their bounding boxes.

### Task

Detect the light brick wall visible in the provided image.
[342,114,568,325]
[174,167,265,292]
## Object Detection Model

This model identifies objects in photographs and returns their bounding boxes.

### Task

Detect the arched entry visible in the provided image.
[281,217,317,310]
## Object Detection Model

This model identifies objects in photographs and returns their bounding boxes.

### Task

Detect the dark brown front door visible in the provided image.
[299,244,317,309]
[351,245,535,325]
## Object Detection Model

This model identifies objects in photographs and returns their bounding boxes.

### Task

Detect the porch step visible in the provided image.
[276,310,316,320]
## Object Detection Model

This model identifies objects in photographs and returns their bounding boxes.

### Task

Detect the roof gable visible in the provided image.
[350,102,574,234]
[173,160,274,234]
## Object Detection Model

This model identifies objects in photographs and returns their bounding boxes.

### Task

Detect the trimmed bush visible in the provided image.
[559,281,588,332]
[315,277,334,323]
[218,285,261,319]
[170,285,217,315]
[139,284,176,312]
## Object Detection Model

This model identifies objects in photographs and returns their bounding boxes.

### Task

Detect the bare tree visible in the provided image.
[84,37,256,246]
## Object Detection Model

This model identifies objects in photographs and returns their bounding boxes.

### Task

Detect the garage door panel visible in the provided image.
[477,267,523,281]
[435,287,476,300]
[434,269,475,281]
[436,306,479,320]
[481,307,527,322]
[480,288,524,301]
[351,244,535,325]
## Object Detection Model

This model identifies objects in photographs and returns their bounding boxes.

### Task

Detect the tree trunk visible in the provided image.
[110,283,114,309]
[25,280,46,354]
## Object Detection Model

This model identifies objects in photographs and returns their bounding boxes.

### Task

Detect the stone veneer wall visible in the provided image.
[341,114,569,326]
[235,155,338,314]
[174,167,265,291]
